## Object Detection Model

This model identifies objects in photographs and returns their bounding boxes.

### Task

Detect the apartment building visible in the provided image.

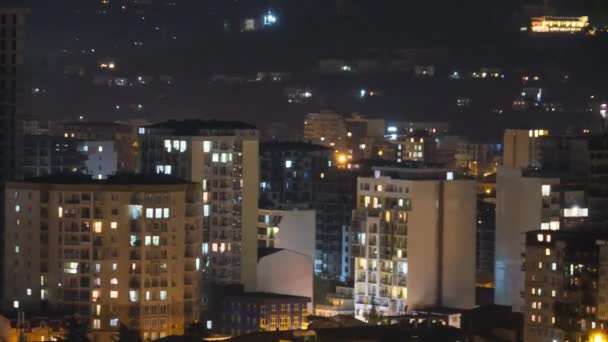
[139,120,259,290]
[303,111,347,151]
[351,167,476,320]
[2,175,202,342]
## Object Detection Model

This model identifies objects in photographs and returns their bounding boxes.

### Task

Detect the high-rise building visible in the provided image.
[22,134,88,178]
[139,120,259,291]
[351,166,476,320]
[0,7,28,303]
[303,111,347,151]
[257,209,315,259]
[495,133,593,311]
[2,175,202,341]
[523,229,608,342]
[259,142,356,279]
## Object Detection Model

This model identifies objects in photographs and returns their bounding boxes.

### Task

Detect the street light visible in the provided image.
[591,331,607,342]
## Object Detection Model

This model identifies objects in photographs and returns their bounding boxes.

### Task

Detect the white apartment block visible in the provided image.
[351,167,476,321]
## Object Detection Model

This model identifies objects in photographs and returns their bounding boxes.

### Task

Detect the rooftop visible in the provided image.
[146,119,257,134]
[260,141,332,153]
[257,247,283,261]
[226,292,310,301]
[18,173,193,186]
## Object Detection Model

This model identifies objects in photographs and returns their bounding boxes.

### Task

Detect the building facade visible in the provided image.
[257,209,315,259]
[351,167,477,320]
[2,175,202,342]
[22,135,88,178]
[221,293,309,336]
[139,120,259,290]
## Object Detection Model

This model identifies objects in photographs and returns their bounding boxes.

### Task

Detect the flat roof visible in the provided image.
[15,174,193,186]
[146,119,256,132]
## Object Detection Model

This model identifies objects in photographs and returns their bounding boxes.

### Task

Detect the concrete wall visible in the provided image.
[407,181,441,309]
[242,139,260,291]
[442,180,476,309]
[495,167,545,311]
[257,250,313,313]
[273,210,316,259]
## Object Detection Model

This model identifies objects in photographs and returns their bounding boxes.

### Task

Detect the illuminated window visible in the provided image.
[531,315,536,322]
[98,146,103,152]
[549,221,560,230]
[110,319,118,327]
[58,207,63,218]
[145,236,151,246]
[26,288,31,296]
[111,278,118,285]
[146,208,153,218]
[153,236,160,246]
[94,222,102,233]
[203,141,211,152]
[112,263,118,271]
[93,319,101,330]
[285,160,293,168]
[160,291,167,301]
[110,291,118,299]
[203,205,210,217]
[538,262,543,269]
[552,263,557,271]
[212,154,219,162]
[164,140,172,152]
[155,208,162,218]
[545,248,551,256]
[552,290,556,297]
[179,140,187,153]
[446,172,454,181]
[92,290,100,301]
[163,208,170,218]
[130,290,138,302]
[537,234,544,242]
[111,222,117,229]
[14,245,19,254]
[541,185,551,196]
[563,207,589,218]
[212,243,218,252]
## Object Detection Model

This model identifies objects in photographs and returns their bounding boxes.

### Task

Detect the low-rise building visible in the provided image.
[314,284,354,317]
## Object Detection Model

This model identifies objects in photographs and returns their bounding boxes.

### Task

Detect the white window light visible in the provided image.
[563,207,589,218]
[179,140,187,153]
[110,291,118,299]
[173,140,180,150]
[212,153,219,162]
[145,236,151,246]
[26,288,31,296]
[155,208,162,218]
[540,222,549,230]
[537,234,544,242]
[146,208,154,218]
[138,127,145,135]
[549,221,560,230]
[164,140,172,152]
[446,172,454,181]
[163,208,170,218]
[203,141,211,153]
[111,278,118,285]
[13,301,19,309]
[164,165,172,175]
[160,290,167,301]
[203,205,210,217]
[93,319,101,330]
[15,205,20,213]
[98,145,103,152]
[541,184,551,196]
[110,318,118,327]
[285,160,293,168]
[111,222,117,229]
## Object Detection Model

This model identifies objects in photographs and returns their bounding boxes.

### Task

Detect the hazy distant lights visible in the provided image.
[263,11,277,26]
[601,104,607,118]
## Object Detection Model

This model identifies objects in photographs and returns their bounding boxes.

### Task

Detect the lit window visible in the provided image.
[203,205,210,217]
[112,263,118,271]
[41,289,47,300]
[110,291,118,299]
[446,172,454,181]
[164,165,172,175]
[541,185,551,196]
[26,288,31,296]
[145,291,150,301]
[14,245,19,254]
[537,234,544,242]
[202,243,209,255]
[563,207,589,218]
[155,208,162,218]
[94,222,102,233]
[160,290,167,301]
[285,160,293,168]
[549,221,559,230]
[212,243,218,252]
[163,208,170,219]
[153,236,160,246]
[531,314,536,322]
[545,248,551,256]
[93,319,101,330]
[164,140,172,152]
[546,234,552,242]
[552,263,557,271]
[540,223,549,230]
[110,319,118,327]
[538,262,543,269]
[15,205,20,213]
[552,290,556,297]
[13,301,19,309]
[212,153,219,162]
[146,208,153,218]
[130,290,138,302]
[203,141,211,153]
[111,222,117,229]
[179,140,187,153]
[110,278,118,285]
[173,140,179,150]
[58,207,63,218]
[92,290,100,301]
[98,146,103,152]
[138,127,145,135]
[145,236,151,246]
[130,235,137,246]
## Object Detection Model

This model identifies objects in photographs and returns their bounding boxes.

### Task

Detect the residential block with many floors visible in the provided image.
[351,166,476,321]
[2,175,202,342]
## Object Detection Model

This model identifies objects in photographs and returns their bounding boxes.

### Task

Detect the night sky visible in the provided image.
[7,0,608,141]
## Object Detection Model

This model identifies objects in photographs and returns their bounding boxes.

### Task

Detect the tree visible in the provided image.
[364,296,384,326]
[62,315,89,342]
[113,323,142,342]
